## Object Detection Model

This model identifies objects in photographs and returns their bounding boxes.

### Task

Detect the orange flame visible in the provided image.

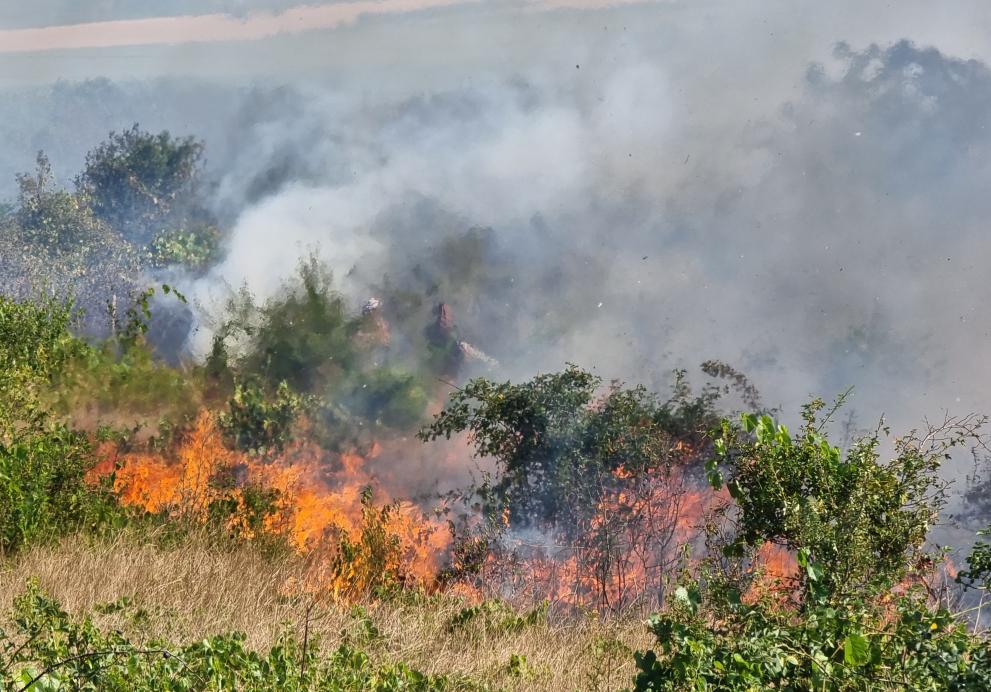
[95,414,735,610]
[101,411,450,600]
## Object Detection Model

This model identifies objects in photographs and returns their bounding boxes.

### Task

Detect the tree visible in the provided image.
[1,153,142,334]
[633,400,991,690]
[14,152,111,253]
[419,364,733,608]
[420,365,714,527]
[75,125,204,245]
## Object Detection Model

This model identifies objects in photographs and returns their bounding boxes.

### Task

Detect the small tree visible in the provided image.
[76,125,204,245]
[709,397,956,603]
[214,257,360,396]
[15,152,113,254]
[218,379,307,456]
[420,365,728,608]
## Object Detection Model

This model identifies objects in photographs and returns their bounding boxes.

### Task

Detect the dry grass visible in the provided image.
[0,532,651,690]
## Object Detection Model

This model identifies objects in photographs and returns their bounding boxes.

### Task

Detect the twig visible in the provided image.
[299,600,316,681]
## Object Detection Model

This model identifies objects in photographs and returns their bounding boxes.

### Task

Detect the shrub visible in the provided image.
[348,368,429,430]
[218,379,307,456]
[227,257,359,395]
[0,425,121,554]
[633,400,991,690]
[0,582,470,691]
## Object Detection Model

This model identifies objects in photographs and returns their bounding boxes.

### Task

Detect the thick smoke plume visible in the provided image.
[182,40,991,440]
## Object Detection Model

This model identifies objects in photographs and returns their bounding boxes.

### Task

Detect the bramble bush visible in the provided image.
[633,398,991,691]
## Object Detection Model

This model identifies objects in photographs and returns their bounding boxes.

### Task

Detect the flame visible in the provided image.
[740,542,800,607]
[93,413,733,610]
[101,411,450,600]
[108,411,233,518]
[456,463,729,611]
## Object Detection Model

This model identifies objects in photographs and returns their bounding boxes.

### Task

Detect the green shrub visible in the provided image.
[0,426,122,554]
[148,223,222,272]
[419,364,722,532]
[633,400,991,691]
[1,582,473,691]
[447,599,547,636]
[0,294,80,424]
[218,379,307,456]
[348,368,429,430]
[230,257,359,394]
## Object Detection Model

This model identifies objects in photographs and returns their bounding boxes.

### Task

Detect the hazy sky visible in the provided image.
[1,1,990,86]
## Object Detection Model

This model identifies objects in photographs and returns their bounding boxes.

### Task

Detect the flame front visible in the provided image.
[102,411,450,599]
[95,413,736,609]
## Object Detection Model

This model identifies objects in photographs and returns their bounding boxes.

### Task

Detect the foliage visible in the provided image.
[209,255,438,449]
[52,338,198,424]
[218,379,308,456]
[633,592,991,690]
[632,400,991,690]
[217,257,360,395]
[958,525,991,590]
[0,294,126,554]
[348,368,429,430]
[420,364,745,610]
[148,223,222,272]
[0,426,122,555]
[0,293,80,422]
[447,599,548,636]
[0,153,141,334]
[40,286,200,428]
[75,125,205,246]
[0,582,470,691]
[709,398,954,602]
[419,364,719,529]
[13,153,118,255]
[205,481,285,547]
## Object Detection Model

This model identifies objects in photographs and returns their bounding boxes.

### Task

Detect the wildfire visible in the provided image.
[98,411,450,600]
[92,412,734,610]
[457,464,729,611]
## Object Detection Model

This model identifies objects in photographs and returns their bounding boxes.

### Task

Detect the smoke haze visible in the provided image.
[3,0,991,477]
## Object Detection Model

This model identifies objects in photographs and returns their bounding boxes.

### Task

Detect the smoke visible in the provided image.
[4,2,991,509]
[178,37,991,444]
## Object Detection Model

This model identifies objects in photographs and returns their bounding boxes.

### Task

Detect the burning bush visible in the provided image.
[419,364,737,610]
[106,410,449,601]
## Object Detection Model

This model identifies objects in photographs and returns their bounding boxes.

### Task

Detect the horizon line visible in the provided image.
[0,0,656,55]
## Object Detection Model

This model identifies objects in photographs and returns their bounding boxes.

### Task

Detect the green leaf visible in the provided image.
[741,413,757,432]
[674,585,701,614]
[844,632,870,667]
[727,479,742,500]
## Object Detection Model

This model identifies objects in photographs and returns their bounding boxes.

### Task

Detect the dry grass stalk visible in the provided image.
[0,531,651,690]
